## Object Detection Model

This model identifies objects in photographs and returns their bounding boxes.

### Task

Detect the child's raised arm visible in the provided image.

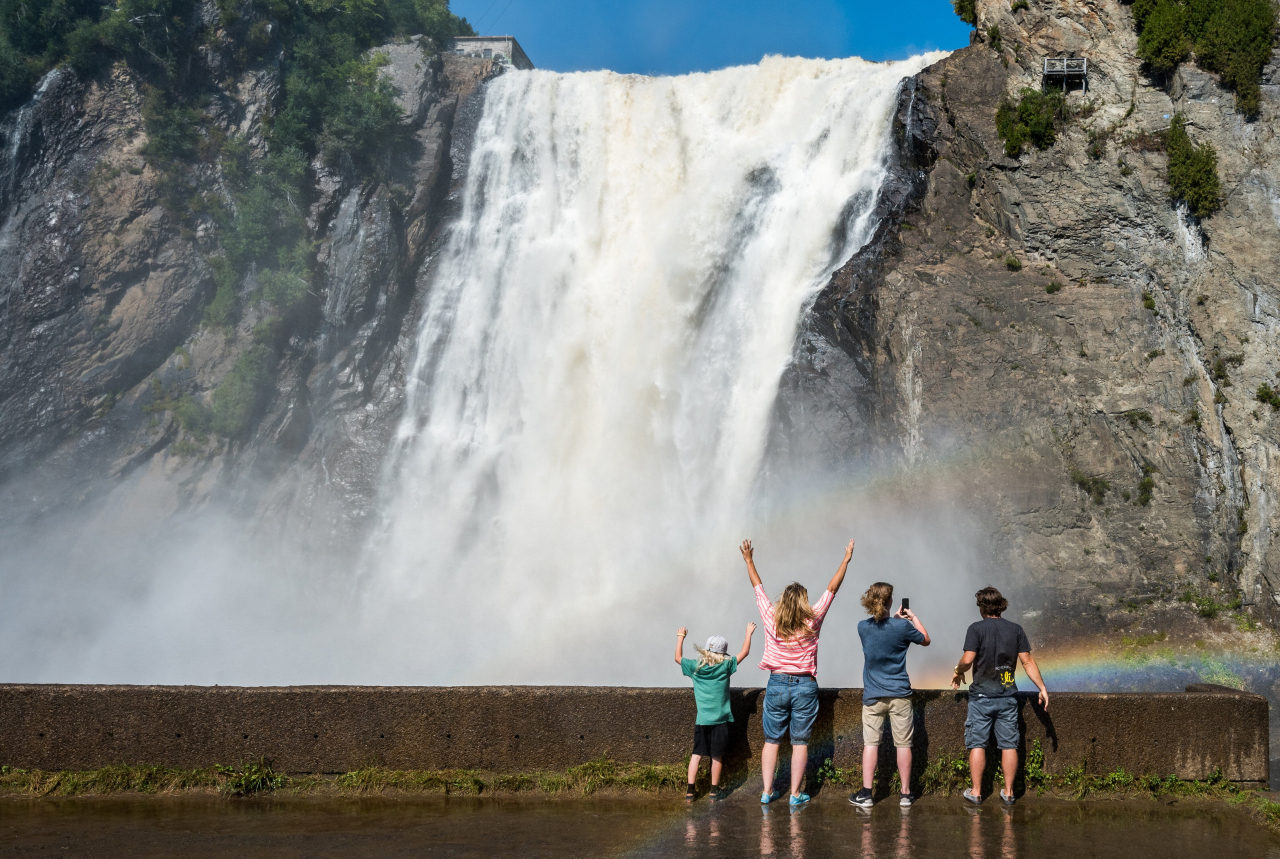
[825,538,855,594]
[740,540,763,588]
[674,627,688,665]
[736,622,756,662]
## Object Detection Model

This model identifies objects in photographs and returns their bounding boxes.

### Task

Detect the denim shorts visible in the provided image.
[762,673,819,745]
[964,695,1019,750]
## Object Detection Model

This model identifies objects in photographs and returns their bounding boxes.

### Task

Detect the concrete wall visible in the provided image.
[0,685,1267,784]
[451,37,533,70]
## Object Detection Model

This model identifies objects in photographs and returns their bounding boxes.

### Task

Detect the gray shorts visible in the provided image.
[964,695,1019,750]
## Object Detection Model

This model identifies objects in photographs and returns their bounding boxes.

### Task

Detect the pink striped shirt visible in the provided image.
[754,584,835,675]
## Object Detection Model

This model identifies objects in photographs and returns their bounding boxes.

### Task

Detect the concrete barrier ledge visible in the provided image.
[0,684,1267,785]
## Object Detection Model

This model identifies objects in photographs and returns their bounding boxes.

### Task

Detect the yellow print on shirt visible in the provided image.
[999,669,1015,688]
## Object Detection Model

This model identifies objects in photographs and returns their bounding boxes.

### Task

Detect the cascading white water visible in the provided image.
[366,53,946,684]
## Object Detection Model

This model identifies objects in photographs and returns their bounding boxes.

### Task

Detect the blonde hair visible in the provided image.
[861,582,893,622]
[775,582,816,641]
[694,647,729,670]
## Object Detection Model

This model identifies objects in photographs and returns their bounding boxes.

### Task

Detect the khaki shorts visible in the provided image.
[862,697,914,748]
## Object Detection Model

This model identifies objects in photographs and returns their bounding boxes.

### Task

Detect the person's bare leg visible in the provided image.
[969,747,985,797]
[761,742,780,796]
[687,754,701,786]
[1000,748,1017,798]
[896,747,913,795]
[790,744,809,797]
[710,757,723,787]
[862,744,879,790]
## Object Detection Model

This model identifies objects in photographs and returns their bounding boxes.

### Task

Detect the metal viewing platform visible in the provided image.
[1043,56,1088,92]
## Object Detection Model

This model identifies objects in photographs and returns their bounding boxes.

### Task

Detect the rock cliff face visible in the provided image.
[0,31,502,565]
[1,0,1278,640]
[774,0,1280,635]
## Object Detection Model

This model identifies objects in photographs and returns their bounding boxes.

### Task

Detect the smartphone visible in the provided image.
[901,598,910,611]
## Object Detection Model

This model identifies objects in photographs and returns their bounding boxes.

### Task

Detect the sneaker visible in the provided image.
[709,787,729,802]
[899,792,916,807]
[963,788,984,805]
[1000,790,1016,806]
[789,792,811,806]
[761,790,777,804]
[848,788,874,808]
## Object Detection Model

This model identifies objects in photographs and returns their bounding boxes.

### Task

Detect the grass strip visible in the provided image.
[3,751,1275,836]
[0,757,685,799]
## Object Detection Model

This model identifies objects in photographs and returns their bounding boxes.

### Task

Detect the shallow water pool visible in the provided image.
[1,793,1277,858]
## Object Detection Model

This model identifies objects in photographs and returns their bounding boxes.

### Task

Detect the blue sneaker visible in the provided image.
[761,790,777,804]
[789,793,811,806]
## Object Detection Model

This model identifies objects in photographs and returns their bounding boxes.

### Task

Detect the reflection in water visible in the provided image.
[664,799,1273,859]
[758,806,808,858]
[1001,808,1016,859]
[0,797,1277,859]
[966,807,1016,859]
[687,815,725,850]
[968,808,983,859]
[895,810,911,859]
[790,806,806,859]
[760,807,776,856]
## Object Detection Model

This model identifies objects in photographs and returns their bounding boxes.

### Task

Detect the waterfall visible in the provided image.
[365,53,944,684]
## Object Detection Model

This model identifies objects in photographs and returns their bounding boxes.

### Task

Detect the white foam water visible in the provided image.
[366,53,946,683]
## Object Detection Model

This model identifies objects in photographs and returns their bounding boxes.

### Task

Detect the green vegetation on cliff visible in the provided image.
[1,0,473,442]
[996,88,1066,157]
[1166,114,1222,217]
[0,0,473,114]
[1128,0,1276,115]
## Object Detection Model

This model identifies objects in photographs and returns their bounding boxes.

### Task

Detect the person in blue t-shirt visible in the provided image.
[848,582,930,809]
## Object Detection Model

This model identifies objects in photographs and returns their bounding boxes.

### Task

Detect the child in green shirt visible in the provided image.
[675,623,756,800]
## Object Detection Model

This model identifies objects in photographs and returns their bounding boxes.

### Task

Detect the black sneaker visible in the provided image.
[848,788,874,808]
[899,792,916,807]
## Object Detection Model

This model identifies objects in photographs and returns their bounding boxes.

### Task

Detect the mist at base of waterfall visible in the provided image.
[0,468,993,687]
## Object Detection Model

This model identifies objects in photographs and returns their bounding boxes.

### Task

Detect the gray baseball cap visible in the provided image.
[705,635,729,655]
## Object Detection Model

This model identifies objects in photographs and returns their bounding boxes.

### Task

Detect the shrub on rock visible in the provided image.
[1166,114,1221,218]
[996,89,1065,157]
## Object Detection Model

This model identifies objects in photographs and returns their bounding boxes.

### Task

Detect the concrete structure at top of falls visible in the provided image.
[0,0,1277,703]
[450,36,534,70]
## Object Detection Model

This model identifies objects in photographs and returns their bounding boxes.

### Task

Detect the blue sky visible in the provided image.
[450,0,973,75]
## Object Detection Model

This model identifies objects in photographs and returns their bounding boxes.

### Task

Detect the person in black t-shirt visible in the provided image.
[950,586,1049,806]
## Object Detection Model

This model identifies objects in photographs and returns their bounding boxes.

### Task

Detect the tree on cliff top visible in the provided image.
[1129,0,1276,116]
[953,0,978,26]
[0,0,475,114]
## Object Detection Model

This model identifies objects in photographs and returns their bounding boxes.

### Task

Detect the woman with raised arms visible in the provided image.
[741,537,854,806]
